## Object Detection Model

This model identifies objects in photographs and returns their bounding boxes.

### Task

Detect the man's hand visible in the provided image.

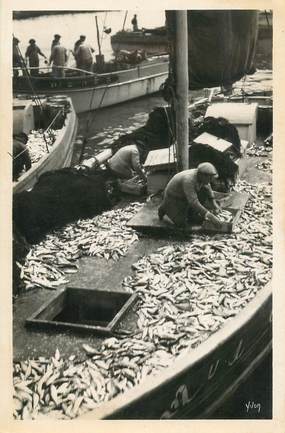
[205,211,222,227]
[213,201,222,215]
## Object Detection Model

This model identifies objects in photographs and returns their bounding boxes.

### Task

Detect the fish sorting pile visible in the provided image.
[13,145,272,419]
[27,129,58,164]
[18,203,142,291]
[247,143,272,158]
[246,143,272,174]
[218,209,233,223]
[232,70,272,96]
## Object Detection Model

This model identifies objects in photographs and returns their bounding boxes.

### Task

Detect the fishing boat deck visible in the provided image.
[13,141,271,361]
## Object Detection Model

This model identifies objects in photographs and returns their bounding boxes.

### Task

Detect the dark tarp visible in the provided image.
[13,168,119,243]
[165,10,259,90]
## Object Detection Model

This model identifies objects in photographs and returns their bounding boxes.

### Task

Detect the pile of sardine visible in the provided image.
[218,209,233,223]
[26,129,58,164]
[13,156,272,419]
[18,203,142,290]
[13,139,272,419]
[247,143,272,158]
[232,70,272,96]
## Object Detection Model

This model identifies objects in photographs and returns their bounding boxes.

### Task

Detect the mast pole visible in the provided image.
[95,16,102,56]
[175,10,189,171]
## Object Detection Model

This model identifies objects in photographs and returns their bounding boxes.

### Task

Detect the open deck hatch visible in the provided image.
[26,287,137,336]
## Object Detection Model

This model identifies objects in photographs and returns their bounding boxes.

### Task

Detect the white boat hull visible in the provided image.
[13,99,78,194]
[14,60,169,114]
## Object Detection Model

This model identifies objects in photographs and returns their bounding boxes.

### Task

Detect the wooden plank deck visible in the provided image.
[127,191,249,235]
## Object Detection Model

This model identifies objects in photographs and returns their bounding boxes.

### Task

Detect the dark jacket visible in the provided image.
[13,138,31,181]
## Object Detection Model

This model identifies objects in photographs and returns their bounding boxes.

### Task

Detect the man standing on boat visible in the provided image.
[131,14,139,31]
[51,34,61,51]
[105,144,147,183]
[49,41,68,78]
[73,35,86,56]
[74,36,95,73]
[13,37,23,77]
[158,163,222,228]
[13,133,32,181]
[25,39,47,76]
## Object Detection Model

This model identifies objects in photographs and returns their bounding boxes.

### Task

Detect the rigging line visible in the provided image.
[100,12,108,47]
[115,11,128,62]
[80,75,111,163]
[264,10,270,28]
[9,147,29,161]
[13,36,42,109]
[13,43,53,148]
[14,56,41,109]
[122,11,128,31]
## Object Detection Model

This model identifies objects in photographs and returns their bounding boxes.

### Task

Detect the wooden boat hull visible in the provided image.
[13,98,78,194]
[52,71,167,114]
[111,35,168,56]
[13,60,169,114]
[80,283,272,419]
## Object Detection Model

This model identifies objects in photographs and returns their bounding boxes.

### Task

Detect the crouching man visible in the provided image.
[106,143,147,183]
[158,162,222,228]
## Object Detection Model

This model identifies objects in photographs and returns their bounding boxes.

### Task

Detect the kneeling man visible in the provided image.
[158,162,222,228]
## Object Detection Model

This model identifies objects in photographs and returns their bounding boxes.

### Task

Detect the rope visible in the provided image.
[13,36,55,146]
[100,12,108,47]
[114,11,128,62]
[9,147,28,161]
[80,10,133,162]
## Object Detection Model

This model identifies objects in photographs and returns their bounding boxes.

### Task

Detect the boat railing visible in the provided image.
[13,66,96,77]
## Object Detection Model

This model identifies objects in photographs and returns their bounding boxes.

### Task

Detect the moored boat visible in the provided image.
[13,55,169,114]
[13,95,78,193]
[111,29,168,56]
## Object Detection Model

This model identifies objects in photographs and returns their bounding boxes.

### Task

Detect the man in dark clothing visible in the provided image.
[131,14,138,31]
[73,35,86,56]
[51,34,61,52]
[13,133,32,181]
[25,39,47,76]
[13,37,23,77]
[158,163,222,228]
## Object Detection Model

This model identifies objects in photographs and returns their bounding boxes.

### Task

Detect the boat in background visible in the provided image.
[111,28,168,56]
[13,55,169,114]
[13,95,78,193]
[111,12,272,69]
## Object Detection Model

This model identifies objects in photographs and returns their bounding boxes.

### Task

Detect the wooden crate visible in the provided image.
[206,102,258,145]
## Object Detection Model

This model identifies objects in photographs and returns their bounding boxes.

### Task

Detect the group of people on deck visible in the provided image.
[83,143,224,230]
[13,14,141,77]
[13,34,95,78]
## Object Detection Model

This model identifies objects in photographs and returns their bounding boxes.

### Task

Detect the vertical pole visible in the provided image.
[95,16,102,56]
[122,11,128,31]
[175,11,189,171]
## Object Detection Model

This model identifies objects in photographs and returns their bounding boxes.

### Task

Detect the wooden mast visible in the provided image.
[175,11,189,171]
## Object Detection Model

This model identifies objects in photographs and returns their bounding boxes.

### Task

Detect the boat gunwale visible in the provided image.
[80,282,272,419]
[13,98,77,193]
[14,71,169,98]
[13,56,169,82]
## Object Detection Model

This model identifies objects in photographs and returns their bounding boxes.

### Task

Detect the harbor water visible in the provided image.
[13,10,165,68]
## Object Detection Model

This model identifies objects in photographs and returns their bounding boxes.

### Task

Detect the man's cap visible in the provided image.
[54,34,61,38]
[80,35,86,39]
[197,162,218,177]
[29,39,36,44]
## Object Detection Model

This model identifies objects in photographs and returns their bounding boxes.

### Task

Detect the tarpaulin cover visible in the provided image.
[166,10,259,89]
